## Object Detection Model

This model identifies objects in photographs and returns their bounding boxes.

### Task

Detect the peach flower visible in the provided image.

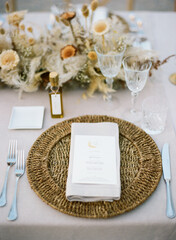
[60,45,77,60]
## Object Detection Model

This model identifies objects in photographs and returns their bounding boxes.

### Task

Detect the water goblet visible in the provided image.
[122,55,152,122]
[95,40,125,101]
[142,96,168,135]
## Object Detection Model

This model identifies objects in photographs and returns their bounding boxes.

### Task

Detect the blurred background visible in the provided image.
[0,0,176,12]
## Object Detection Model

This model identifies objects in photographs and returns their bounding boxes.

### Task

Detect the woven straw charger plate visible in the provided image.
[27,115,162,218]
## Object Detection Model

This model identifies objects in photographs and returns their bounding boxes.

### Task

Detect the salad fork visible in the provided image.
[8,150,25,221]
[0,140,17,207]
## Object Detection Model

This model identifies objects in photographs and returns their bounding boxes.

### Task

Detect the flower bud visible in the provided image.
[91,0,98,11]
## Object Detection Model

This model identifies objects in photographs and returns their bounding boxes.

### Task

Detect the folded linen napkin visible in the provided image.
[66,122,121,202]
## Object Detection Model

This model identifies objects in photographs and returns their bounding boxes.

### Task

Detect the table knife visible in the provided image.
[162,143,175,219]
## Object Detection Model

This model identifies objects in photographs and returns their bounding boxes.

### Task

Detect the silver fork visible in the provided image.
[0,140,17,207]
[8,150,25,221]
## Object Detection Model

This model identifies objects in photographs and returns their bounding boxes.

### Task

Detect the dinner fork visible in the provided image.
[0,140,17,207]
[8,150,25,221]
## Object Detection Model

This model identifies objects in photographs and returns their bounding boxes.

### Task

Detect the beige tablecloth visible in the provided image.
[0,11,176,240]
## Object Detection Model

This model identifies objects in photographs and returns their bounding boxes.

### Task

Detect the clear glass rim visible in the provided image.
[122,56,152,73]
[55,2,76,11]
[94,45,126,57]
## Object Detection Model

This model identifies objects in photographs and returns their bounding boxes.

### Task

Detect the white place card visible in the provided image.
[51,94,61,115]
[72,135,117,185]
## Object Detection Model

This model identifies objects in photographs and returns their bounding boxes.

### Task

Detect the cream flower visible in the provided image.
[0,50,20,70]
[8,10,27,27]
[92,19,110,36]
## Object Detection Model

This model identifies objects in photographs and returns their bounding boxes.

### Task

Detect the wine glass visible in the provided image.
[122,56,152,122]
[95,40,125,101]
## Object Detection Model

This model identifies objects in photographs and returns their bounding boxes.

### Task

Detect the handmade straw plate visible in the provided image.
[26,115,162,218]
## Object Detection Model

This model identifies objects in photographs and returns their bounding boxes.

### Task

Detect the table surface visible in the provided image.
[0,11,176,240]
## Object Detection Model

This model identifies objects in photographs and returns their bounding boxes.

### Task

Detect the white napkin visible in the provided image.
[66,122,121,202]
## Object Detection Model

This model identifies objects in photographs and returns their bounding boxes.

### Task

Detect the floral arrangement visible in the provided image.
[0,1,169,98]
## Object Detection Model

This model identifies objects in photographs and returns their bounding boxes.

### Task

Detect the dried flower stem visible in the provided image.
[112,34,116,48]
[5,1,10,13]
[85,17,88,33]
[157,54,175,66]
[69,21,77,44]
[90,0,98,31]
[81,4,89,35]
[90,12,93,32]
[18,88,23,100]
[152,54,175,69]
[102,34,105,49]
[149,54,176,77]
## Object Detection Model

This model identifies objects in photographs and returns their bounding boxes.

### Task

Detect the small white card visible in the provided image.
[72,135,117,185]
[51,94,61,115]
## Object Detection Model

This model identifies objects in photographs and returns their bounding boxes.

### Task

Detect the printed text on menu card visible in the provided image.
[72,135,117,185]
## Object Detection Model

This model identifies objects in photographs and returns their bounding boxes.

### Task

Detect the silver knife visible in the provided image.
[162,143,175,219]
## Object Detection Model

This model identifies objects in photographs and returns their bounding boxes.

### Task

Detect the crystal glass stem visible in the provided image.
[106,77,113,101]
[131,91,138,114]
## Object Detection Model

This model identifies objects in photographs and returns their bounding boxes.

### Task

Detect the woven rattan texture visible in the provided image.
[26,115,162,218]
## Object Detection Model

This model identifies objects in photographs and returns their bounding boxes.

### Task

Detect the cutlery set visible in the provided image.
[0,140,25,221]
[0,140,175,220]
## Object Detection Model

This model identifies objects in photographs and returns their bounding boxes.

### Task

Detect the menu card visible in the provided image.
[66,122,121,202]
[72,135,117,185]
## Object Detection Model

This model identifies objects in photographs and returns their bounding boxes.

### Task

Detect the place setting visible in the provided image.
[26,114,164,218]
[0,0,176,226]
